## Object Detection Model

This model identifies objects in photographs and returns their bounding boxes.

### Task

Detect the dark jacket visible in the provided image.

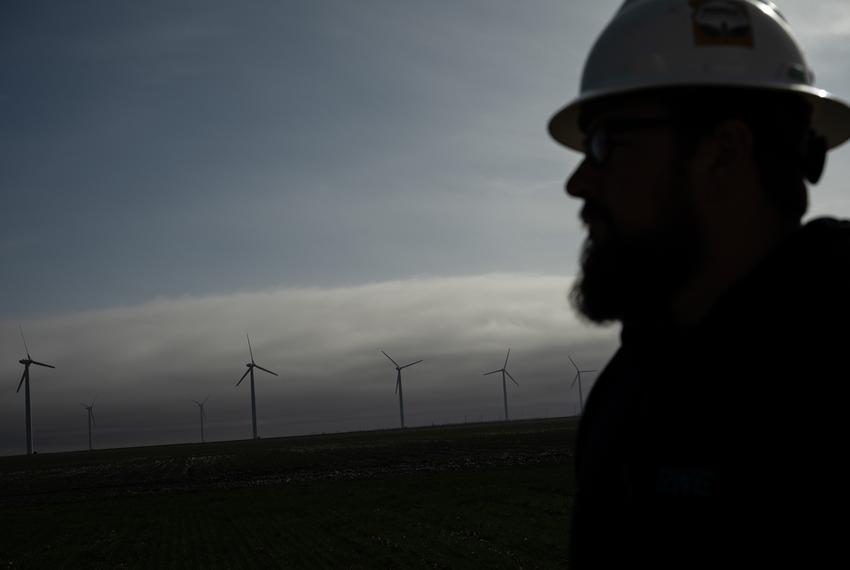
[569,217,850,568]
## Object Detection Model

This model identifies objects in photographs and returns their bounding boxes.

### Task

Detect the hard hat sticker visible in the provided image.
[690,0,754,47]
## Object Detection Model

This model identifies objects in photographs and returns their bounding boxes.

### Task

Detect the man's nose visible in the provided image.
[565,158,598,199]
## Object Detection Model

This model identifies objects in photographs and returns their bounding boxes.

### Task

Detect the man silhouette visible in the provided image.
[548,1,850,567]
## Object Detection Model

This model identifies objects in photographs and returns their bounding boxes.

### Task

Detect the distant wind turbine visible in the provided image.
[235,335,278,440]
[80,399,96,451]
[16,326,55,455]
[484,348,519,421]
[569,355,596,415]
[381,351,423,429]
[192,396,210,443]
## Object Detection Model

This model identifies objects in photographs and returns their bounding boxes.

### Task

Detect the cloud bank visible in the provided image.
[0,274,618,456]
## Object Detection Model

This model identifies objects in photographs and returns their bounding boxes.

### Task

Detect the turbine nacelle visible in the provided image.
[18,358,54,368]
[381,351,423,374]
[483,349,519,386]
[235,335,278,386]
[192,397,209,419]
[81,403,96,425]
[568,355,596,387]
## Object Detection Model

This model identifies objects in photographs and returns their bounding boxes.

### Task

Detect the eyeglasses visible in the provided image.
[583,117,678,168]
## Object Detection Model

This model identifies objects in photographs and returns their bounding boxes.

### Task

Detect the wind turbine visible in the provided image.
[569,355,596,415]
[235,335,277,440]
[484,348,519,421]
[80,399,96,451]
[192,396,209,443]
[16,326,55,455]
[381,351,423,429]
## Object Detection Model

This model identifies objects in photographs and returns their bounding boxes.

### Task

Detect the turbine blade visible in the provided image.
[246,334,255,364]
[91,410,96,426]
[236,368,250,386]
[484,370,501,376]
[31,360,55,369]
[395,376,400,394]
[571,372,579,389]
[581,369,597,374]
[568,355,579,372]
[19,324,31,359]
[504,348,510,369]
[16,370,26,393]
[381,350,400,368]
[255,364,278,376]
[506,370,519,386]
[400,359,423,369]
[192,399,201,406]
[203,395,210,404]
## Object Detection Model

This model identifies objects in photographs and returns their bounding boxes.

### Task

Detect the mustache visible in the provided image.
[580,202,613,228]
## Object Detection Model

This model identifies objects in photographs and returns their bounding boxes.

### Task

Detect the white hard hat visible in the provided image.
[548,0,850,151]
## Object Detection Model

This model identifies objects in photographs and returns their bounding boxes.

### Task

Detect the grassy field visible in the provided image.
[0,418,576,569]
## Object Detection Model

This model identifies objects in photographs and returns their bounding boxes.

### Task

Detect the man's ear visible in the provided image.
[686,119,759,211]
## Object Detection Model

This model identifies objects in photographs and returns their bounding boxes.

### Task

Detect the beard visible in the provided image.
[569,187,704,325]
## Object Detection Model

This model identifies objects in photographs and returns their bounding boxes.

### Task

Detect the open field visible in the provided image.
[0,418,576,569]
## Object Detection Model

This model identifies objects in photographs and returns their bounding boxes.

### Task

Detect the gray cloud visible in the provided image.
[0,274,617,455]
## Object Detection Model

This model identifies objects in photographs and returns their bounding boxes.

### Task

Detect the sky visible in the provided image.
[2,0,849,456]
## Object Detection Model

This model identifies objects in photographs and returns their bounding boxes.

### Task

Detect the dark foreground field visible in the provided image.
[0,418,576,569]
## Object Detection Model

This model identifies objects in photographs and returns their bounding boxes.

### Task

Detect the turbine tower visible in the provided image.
[235,335,278,440]
[569,355,596,415]
[16,326,55,455]
[381,351,423,429]
[192,396,209,443]
[484,348,519,421]
[80,400,96,451]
